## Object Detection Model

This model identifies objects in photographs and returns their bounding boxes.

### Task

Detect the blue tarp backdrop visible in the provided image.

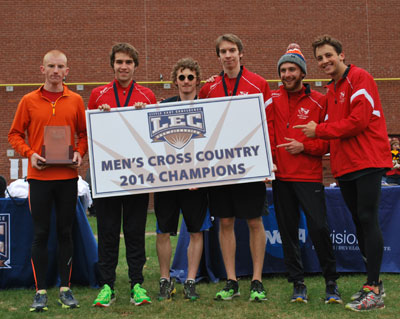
[0,198,98,289]
[171,186,400,283]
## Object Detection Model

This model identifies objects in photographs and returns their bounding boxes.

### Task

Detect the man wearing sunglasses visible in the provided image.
[88,43,156,308]
[155,58,209,301]
[199,34,272,302]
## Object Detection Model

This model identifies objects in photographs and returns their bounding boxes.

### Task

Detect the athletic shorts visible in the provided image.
[155,188,208,233]
[208,182,266,219]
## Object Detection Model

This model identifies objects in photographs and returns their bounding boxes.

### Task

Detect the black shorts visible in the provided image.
[208,182,266,219]
[155,188,208,233]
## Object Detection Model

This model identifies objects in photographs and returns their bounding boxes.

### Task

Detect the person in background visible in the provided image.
[88,43,156,307]
[155,58,208,301]
[295,35,392,312]
[270,44,341,304]
[8,50,87,312]
[386,138,400,184]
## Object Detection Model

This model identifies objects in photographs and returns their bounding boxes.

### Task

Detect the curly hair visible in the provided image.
[171,57,201,85]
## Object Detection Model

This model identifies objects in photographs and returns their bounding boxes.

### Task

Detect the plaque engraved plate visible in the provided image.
[39,126,74,165]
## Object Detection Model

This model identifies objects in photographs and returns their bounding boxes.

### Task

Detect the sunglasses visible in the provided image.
[178,74,196,81]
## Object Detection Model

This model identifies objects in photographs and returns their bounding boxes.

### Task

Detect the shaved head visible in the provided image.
[43,50,67,66]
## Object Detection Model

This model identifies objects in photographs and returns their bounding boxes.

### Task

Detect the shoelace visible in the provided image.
[135,286,148,296]
[326,284,338,295]
[224,280,237,291]
[251,281,264,293]
[34,293,46,302]
[98,287,111,298]
[186,281,195,289]
[62,290,74,300]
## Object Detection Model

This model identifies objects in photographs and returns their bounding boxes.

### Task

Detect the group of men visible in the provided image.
[8,33,392,313]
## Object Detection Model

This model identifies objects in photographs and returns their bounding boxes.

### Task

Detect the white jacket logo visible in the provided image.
[297,107,310,120]
[339,91,346,103]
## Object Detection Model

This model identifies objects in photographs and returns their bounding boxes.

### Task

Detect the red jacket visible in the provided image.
[199,66,274,152]
[8,85,88,181]
[316,65,392,178]
[88,80,156,109]
[199,66,271,103]
[271,84,328,182]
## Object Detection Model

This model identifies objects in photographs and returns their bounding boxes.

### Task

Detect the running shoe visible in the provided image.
[158,278,176,301]
[249,280,267,301]
[345,285,385,312]
[131,283,151,306]
[183,279,199,301]
[58,288,80,309]
[30,292,48,312]
[215,279,240,300]
[350,281,385,301]
[93,284,116,307]
[325,281,342,304]
[291,281,308,303]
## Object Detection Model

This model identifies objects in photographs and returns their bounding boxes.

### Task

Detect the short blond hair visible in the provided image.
[43,50,67,66]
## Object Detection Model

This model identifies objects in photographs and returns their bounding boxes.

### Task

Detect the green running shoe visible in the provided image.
[215,280,240,301]
[131,283,151,306]
[249,280,267,301]
[93,284,116,307]
[30,292,48,312]
[58,288,80,309]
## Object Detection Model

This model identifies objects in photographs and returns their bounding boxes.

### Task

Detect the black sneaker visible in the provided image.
[249,280,267,301]
[184,280,199,301]
[350,281,386,301]
[291,281,307,303]
[325,281,343,304]
[158,278,176,301]
[58,289,80,309]
[215,279,240,300]
[30,292,48,312]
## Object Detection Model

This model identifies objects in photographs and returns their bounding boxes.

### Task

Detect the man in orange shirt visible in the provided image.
[8,50,87,312]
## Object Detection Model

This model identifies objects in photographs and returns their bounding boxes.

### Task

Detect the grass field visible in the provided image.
[0,212,398,318]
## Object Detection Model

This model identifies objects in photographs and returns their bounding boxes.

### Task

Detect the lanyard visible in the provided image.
[113,81,135,108]
[221,66,243,96]
[176,95,197,101]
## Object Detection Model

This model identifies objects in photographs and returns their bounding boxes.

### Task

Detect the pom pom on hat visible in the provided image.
[391,138,400,148]
[277,43,307,76]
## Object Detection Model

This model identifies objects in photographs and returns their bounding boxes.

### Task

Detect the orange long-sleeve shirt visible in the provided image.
[8,85,88,180]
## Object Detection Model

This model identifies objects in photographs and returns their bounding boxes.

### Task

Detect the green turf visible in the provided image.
[0,213,398,318]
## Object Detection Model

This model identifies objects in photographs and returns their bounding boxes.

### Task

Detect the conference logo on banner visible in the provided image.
[0,214,11,269]
[148,107,206,149]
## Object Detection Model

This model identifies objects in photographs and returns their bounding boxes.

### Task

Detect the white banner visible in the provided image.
[86,94,274,198]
